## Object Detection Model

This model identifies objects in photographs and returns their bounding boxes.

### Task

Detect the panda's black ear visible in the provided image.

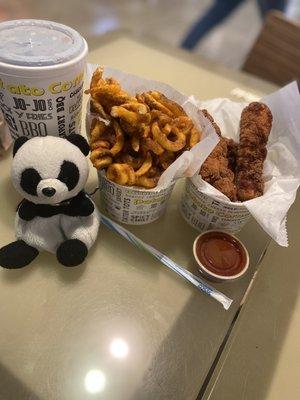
[66,134,89,156]
[13,136,29,157]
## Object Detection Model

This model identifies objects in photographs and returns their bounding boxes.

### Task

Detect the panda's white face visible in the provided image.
[12,136,89,205]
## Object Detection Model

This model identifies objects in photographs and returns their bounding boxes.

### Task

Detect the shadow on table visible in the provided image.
[1,262,37,283]
[1,249,87,285]
[131,288,234,400]
[0,175,20,229]
[201,197,300,400]
[0,363,41,400]
[132,269,300,400]
[132,197,300,400]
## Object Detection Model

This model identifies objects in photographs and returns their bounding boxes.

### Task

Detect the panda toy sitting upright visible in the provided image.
[0,134,100,269]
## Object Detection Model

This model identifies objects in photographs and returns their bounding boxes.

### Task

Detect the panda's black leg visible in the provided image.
[56,239,88,267]
[0,240,39,269]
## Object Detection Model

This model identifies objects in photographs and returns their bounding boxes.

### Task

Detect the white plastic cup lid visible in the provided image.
[0,19,86,68]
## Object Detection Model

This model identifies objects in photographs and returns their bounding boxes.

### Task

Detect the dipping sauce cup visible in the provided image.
[193,230,249,282]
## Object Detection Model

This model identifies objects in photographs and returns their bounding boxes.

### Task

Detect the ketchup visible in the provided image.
[195,231,247,277]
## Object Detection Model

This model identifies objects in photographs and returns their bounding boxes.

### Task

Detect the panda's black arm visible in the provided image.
[68,191,94,217]
[18,200,37,221]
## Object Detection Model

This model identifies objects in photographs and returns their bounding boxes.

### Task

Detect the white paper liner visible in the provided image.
[185,82,300,246]
[86,64,220,224]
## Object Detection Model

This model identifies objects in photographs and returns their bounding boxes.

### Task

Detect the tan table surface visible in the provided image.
[0,35,284,400]
[202,199,300,400]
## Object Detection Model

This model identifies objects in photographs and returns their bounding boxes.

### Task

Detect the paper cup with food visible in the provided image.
[85,66,219,225]
[180,82,300,246]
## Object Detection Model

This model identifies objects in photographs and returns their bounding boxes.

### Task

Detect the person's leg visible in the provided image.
[256,0,287,17]
[182,0,245,50]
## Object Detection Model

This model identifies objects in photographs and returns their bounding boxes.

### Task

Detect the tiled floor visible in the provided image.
[0,0,293,69]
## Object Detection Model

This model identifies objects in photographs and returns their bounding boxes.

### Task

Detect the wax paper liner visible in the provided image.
[187,82,300,246]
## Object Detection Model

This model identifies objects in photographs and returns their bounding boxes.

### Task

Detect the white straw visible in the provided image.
[100,214,233,310]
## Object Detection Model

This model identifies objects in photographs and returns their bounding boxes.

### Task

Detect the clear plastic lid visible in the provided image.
[0,19,86,67]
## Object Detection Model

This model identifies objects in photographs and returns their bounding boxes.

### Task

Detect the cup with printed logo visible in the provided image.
[0,19,88,139]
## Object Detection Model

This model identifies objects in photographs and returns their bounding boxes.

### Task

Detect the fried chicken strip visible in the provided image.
[224,138,238,174]
[200,111,237,201]
[236,102,273,201]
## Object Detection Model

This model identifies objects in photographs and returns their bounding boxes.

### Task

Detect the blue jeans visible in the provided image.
[181,0,287,50]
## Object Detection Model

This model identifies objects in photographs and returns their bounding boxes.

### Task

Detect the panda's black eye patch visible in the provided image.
[57,161,79,191]
[20,168,41,196]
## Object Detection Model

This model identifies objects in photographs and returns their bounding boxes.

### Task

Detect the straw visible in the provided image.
[100,213,233,310]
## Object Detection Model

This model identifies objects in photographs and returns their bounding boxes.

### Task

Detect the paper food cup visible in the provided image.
[99,172,175,225]
[0,19,88,140]
[180,176,251,233]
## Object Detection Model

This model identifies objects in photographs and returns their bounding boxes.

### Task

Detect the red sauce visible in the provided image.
[196,232,247,277]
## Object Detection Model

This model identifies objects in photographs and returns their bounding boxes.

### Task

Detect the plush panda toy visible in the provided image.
[0,134,100,269]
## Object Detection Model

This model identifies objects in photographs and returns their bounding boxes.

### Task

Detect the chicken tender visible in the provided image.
[200,128,237,201]
[224,138,238,174]
[236,102,272,201]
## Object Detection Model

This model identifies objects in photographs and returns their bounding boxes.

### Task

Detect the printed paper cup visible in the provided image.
[99,172,175,225]
[180,176,251,233]
[0,19,88,139]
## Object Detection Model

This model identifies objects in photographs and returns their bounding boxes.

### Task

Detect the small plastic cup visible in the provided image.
[193,230,249,282]
[0,19,88,139]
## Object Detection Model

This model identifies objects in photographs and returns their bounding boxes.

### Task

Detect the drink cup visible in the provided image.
[0,19,88,139]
